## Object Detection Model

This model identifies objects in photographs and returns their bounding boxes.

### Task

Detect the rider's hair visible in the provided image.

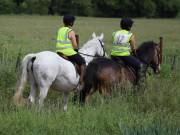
[63,14,75,27]
[120,18,134,31]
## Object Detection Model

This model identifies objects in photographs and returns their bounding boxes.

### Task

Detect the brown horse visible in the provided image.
[79,37,163,103]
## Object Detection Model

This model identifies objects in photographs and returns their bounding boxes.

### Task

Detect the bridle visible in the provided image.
[78,39,106,57]
[98,39,106,57]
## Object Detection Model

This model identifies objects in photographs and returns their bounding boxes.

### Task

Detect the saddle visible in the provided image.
[57,52,81,75]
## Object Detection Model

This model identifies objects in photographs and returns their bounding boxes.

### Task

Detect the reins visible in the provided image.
[78,52,98,57]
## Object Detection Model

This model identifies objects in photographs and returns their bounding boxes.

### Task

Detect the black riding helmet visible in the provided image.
[63,14,75,26]
[120,18,134,31]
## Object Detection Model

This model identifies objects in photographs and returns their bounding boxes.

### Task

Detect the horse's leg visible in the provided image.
[99,85,111,104]
[85,93,91,104]
[28,80,37,104]
[85,89,95,104]
[38,85,50,107]
[28,71,37,104]
[99,82,112,97]
[72,91,80,104]
[63,92,69,112]
[80,82,93,104]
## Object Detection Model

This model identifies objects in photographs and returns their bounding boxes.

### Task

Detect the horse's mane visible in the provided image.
[138,41,156,52]
[137,41,157,55]
[136,41,157,63]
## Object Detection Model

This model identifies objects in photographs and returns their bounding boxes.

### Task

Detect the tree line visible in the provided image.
[0,0,180,18]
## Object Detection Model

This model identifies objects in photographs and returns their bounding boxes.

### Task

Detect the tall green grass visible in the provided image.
[0,15,180,135]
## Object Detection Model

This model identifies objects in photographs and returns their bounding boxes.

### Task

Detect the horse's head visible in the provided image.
[137,38,163,74]
[79,32,107,65]
[91,32,107,57]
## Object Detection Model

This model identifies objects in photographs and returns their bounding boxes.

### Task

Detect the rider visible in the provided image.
[56,14,86,86]
[111,18,145,85]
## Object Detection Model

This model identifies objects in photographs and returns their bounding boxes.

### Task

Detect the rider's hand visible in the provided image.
[74,48,78,52]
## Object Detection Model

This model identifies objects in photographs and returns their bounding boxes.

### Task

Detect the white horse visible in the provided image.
[13,33,105,111]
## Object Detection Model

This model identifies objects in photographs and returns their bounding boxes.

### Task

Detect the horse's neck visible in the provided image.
[79,46,96,55]
[136,47,152,65]
[79,46,96,65]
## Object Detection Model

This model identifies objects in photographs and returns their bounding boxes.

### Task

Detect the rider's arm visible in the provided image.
[130,35,136,51]
[68,30,78,50]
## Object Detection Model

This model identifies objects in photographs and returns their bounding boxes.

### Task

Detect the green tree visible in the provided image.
[132,0,156,17]
[91,0,120,17]
[142,0,156,17]
[0,0,16,14]
[71,0,93,16]
[0,0,179,18]
[153,0,180,18]
[20,0,50,14]
[13,0,24,6]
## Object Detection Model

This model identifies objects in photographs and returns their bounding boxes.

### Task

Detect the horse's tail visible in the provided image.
[13,53,36,106]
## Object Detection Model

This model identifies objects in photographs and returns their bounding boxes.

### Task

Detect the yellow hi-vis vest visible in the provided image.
[111,30,133,56]
[56,27,77,56]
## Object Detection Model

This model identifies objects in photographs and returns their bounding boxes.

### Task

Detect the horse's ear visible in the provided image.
[92,32,96,38]
[99,33,104,41]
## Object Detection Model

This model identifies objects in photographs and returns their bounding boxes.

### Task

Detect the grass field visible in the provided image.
[0,15,180,135]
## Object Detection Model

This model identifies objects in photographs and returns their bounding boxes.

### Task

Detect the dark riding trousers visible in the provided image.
[57,52,85,66]
[67,53,86,65]
[111,55,143,73]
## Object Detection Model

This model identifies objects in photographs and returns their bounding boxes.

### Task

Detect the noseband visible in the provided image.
[79,39,106,57]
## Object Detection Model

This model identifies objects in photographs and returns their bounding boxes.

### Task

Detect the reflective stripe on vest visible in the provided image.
[111,30,132,56]
[56,27,77,56]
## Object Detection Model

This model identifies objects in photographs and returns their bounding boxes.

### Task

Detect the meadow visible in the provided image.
[0,15,180,135]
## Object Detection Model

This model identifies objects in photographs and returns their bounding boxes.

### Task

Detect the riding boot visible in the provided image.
[79,64,86,86]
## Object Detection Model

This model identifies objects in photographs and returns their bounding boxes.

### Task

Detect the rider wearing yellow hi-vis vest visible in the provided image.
[111,29,132,56]
[56,27,77,56]
[111,18,145,85]
[56,14,86,86]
